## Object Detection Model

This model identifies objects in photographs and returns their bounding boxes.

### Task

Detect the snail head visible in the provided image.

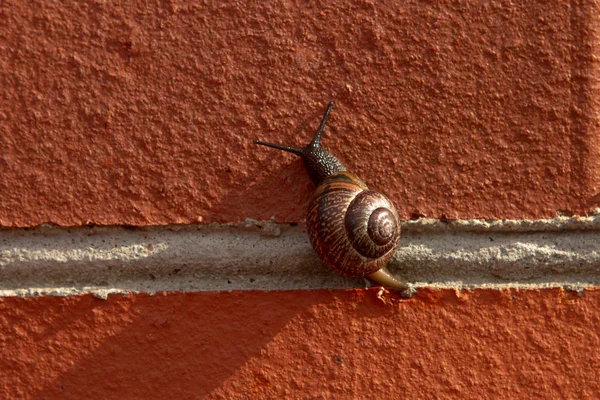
[253,101,346,186]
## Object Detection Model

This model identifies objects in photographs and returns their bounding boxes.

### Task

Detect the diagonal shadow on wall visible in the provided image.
[8,291,334,399]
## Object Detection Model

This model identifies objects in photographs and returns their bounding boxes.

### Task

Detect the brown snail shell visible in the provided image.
[307,171,400,277]
[253,102,412,295]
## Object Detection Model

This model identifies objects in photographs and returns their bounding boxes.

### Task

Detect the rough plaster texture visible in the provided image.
[2,1,600,227]
[3,2,600,398]
[1,216,599,297]
[0,289,598,399]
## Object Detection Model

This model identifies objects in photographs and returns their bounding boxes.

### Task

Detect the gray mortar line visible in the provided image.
[1,214,600,298]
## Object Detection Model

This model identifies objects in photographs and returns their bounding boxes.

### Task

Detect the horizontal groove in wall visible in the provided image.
[1,215,600,297]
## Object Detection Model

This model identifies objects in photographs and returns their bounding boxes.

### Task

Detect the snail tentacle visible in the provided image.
[308,101,333,149]
[253,102,345,185]
[252,140,303,156]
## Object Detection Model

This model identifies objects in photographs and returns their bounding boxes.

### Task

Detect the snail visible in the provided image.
[253,102,412,296]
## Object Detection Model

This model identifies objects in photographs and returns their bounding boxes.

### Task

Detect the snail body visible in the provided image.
[253,102,411,294]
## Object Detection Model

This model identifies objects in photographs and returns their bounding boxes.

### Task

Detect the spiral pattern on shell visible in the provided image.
[344,191,399,259]
[306,171,401,277]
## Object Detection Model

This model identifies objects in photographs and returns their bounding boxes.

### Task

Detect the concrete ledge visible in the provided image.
[1,215,600,297]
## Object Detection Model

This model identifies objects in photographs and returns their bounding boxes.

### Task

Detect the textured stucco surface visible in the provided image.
[2,2,600,398]
[2,1,600,227]
[0,289,598,399]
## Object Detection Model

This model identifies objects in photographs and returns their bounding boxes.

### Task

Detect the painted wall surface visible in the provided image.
[1,289,599,399]
[2,2,600,399]
[2,1,600,227]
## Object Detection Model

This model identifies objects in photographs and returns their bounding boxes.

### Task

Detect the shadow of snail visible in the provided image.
[254,102,414,297]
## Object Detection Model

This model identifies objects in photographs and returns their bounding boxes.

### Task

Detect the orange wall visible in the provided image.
[2,1,600,398]
[1,289,599,399]
[2,1,599,227]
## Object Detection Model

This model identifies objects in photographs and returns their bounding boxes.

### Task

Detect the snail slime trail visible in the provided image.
[253,102,412,296]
